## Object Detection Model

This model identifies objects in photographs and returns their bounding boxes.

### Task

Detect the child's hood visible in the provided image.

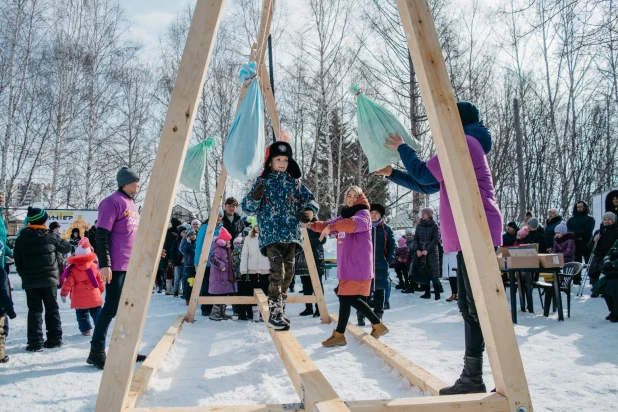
[67,252,97,270]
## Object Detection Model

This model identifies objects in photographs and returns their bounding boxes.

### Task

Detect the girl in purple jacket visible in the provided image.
[208,228,235,321]
[309,186,389,347]
[550,222,576,263]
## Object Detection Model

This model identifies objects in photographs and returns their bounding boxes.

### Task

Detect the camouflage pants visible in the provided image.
[266,243,297,300]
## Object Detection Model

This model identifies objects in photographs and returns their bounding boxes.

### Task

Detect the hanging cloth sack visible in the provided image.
[180,137,216,191]
[350,83,422,172]
[223,62,266,181]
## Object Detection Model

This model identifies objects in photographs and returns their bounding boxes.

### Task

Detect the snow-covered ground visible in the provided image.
[1,270,616,412]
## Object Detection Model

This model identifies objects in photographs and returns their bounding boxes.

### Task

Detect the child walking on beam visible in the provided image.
[242,141,319,330]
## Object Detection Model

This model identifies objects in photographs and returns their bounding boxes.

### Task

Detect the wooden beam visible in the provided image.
[129,405,298,412]
[396,1,532,411]
[329,315,447,396]
[301,227,329,323]
[346,393,510,412]
[255,291,349,412]
[125,316,185,409]
[259,63,281,138]
[197,294,318,305]
[95,2,226,411]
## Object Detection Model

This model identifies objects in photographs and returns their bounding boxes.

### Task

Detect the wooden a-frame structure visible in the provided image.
[94,1,534,411]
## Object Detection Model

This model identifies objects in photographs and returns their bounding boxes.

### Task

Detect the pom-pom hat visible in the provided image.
[75,238,93,256]
[218,227,232,242]
[27,206,48,225]
[261,141,301,179]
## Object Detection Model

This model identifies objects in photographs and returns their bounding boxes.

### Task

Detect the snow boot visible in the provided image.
[370,322,389,339]
[300,304,313,316]
[209,305,222,321]
[322,330,347,347]
[384,302,391,310]
[238,305,251,321]
[220,304,233,320]
[267,298,290,330]
[174,291,178,297]
[401,282,415,294]
[252,306,263,322]
[25,345,43,352]
[87,349,106,369]
[420,284,431,299]
[43,340,64,349]
[281,298,291,324]
[136,353,147,362]
[357,313,366,326]
[446,294,458,302]
[313,305,320,318]
[439,356,487,395]
[0,355,8,363]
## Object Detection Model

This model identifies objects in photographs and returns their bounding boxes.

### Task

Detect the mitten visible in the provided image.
[61,295,67,303]
[251,183,265,200]
[299,210,314,223]
[188,277,195,287]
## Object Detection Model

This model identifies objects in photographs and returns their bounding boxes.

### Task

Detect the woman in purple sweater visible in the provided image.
[309,186,388,347]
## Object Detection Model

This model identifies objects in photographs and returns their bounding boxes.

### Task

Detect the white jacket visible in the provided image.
[240,235,270,274]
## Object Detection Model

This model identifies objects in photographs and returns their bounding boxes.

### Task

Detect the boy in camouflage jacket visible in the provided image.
[242,141,318,330]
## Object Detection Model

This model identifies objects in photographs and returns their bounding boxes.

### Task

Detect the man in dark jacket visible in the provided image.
[222,197,245,243]
[587,212,618,290]
[359,204,395,324]
[14,207,70,351]
[502,221,518,247]
[545,209,563,249]
[567,201,595,284]
[523,218,548,253]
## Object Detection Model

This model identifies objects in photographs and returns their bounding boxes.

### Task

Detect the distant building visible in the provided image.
[171,205,195,224]
[8,182,51,207]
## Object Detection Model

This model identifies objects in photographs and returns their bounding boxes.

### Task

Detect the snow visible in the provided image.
[1,270,617,411]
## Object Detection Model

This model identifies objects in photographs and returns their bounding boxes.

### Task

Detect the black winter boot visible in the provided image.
[439,356,486,395]
[267,298,290,330]
[300,304,313,316]
[87,350,107,369]
[313,305,320,318]
[357,312,366,326]
[420,284,431,299]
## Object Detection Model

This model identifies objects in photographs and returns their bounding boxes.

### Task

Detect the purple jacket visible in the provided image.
[208,239,235,295]
[426,136,503,253]
[552,233,576,263]
[328,209,373,281]
[395,245,410,263]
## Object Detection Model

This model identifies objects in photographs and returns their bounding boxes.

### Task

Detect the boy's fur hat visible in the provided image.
[261,141,301,179]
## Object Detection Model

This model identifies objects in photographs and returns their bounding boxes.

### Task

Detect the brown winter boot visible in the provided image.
[370,322,389,339]
[186,299,190,306]
[446,294,458,302]
[322,330,347,347]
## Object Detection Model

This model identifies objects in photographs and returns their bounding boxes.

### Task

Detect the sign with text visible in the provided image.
[47,210,98,241]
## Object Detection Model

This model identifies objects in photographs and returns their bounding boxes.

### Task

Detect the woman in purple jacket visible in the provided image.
[208,227,235,321]
[309,186,389,347]
[550,222,576,263]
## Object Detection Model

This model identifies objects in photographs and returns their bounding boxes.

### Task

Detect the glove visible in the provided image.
[61,295,67,303]
[188,277,195,287]
[603,261,614,271]
[299,210,314,224]
[251,183,265,201]
[7,308,16,319]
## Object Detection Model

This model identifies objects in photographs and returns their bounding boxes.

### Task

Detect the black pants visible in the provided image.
[456,252,485,359]
[359,288,385,320]
[91,271,125,352]
[395,262,408,286]
[300,273,323,310]
[574,242,590,284]
[25,286,62,347]
[237,279,254,317]
[199,267,212,314]
[336,294,381,333]
[605,296,618,316]
[448,277,458,294]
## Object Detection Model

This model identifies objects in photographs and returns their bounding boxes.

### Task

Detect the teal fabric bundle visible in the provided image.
[350,84,421,172]
[180,137,215,191]
[223,62,266,181]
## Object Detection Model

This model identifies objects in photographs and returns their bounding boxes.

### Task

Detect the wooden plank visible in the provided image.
[259,63,281,138]
[197,295,318,305]
[125,316,185,409]
[255,0,276,67]
[255,291,349,412]
[94,2,227,411]
[395,1,532,411]
[346,393,510,412]
[301,227,330,323]
[129,405,297,412]
[329,314,447,396]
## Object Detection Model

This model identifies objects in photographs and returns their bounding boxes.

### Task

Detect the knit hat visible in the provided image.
[405,228,414,236]
[116,166,140,188]
[421,207,434,218]
[49,222,60,231]
[603,212,616,223]
[177,225,187,235]
[27,206,48,225]
[233,237,243,247]
[507,221,519,231]
[218,227,232,242]
[517,226,529,239]
[554,222,568,234]
[246,216,257,228]
[527,217,539,230]
[171,217,182,228]
[370,203,386,218]
[398,237,406,247]
[185,229,196,238]
[75,238,92,256]
[261,141,301,179]
[456,102,480,127]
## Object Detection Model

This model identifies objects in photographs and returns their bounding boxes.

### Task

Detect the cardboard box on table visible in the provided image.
[538,253,564,268]
[496,246,539,270]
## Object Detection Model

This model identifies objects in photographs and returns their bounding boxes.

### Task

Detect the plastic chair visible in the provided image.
[536,262,583,318]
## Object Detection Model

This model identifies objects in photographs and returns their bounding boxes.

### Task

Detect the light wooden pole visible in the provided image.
[94,1,226,410]
[396,1,533,411]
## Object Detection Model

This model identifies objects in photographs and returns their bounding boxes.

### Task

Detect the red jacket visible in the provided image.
[60,253,104,309]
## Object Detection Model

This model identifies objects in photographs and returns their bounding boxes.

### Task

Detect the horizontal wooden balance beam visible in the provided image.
[127,393,509,412]
[254,290,348,412]
[125,316,185,409]
[196,294,320,305]
[329,314,448,396]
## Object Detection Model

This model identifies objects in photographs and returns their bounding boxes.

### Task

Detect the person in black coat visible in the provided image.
[222,197,245,244]
[502,221,518,247]
[567,201,595,284]
[88,221,97,250]
[407,208,441,299]
[523,218,548,253]
[588,212,618,291]
[14,207,71,351]
[294,217,326,317]
[601,239,618,322]
[545,209,563,249]
[605,190,618,216]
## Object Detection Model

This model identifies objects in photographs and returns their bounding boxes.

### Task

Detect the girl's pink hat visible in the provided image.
[398,237,407,247]
[516,226,529,239]
[75,238,92,256]
[218,227,232,242]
